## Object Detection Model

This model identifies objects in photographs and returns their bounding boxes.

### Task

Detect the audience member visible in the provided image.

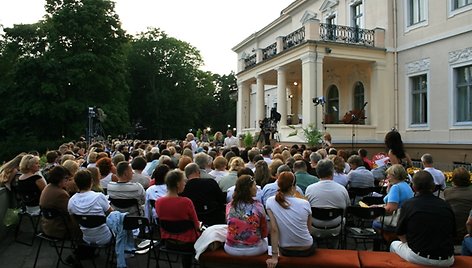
[293,160,319,194]
[266,171,315,268]
[131,156,151,189]
[219,157,245,192]
[390,171,455,267]
[225,175,268,256]
[347,155,374,188]
[209,156,228,183]
[444,167,472,243]
[421,153,446,194]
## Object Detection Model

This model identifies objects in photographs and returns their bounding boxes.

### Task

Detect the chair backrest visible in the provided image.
[347,206,385,220]
[348,187,373,199]
[41,207,66,220]
[74,214,106,228]
[123,216,150,230]
[434,184,443,197]
[361,196,385,206]
[311,207,344,221]
[109,198,139,209]
[159,220,195,235]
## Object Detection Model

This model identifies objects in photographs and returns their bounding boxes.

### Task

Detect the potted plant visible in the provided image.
[302,123,323,147]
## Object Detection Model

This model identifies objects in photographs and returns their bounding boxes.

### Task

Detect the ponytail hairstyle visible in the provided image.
[275,171,295,209]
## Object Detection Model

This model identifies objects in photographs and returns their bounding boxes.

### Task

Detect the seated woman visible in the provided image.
[145,164,170,222]
[266,171,315,268]
[17,154,47,214]
[155,170,200,268]
[225,175,268,256]
[68,170,113,245]
[39,166,79,238]
[372,164,414,231]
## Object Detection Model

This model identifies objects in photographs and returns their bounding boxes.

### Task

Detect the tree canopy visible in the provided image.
[0,0,236,161]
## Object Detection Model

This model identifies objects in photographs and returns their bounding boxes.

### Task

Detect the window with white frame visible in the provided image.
[410,74,428,125]
[327,85,339,124]
[407,0,427,26]
[351,1,363,27]
[455,65,472,123]
[453,0,472,10]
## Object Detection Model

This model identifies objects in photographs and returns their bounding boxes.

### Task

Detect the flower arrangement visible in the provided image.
[407,167,472,184]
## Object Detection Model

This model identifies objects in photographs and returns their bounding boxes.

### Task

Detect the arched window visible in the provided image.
[326,85,339,124]
[353,81,365,110]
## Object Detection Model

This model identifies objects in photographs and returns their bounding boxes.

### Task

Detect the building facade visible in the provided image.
[233,0,472,167]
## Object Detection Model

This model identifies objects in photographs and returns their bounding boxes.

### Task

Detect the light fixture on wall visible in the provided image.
[293,81,298,86]
[289,94,294,99]
[325,47,332,53]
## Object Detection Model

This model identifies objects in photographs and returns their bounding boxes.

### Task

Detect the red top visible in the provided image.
[155,196,200,243]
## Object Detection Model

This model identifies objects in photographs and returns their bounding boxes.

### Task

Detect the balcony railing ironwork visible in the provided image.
[283,26,305,50]
[320,23,375,46]
[244,53,256,69]
[262,42,277,61]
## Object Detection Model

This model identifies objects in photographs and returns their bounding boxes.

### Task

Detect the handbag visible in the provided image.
[382,208,400,227]
[3,208,20,227]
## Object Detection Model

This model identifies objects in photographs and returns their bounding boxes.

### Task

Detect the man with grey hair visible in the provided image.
[421,153,446,193]
[347,155,374,188]
[181,163,225,226]
[261,164,303,206]
[309,152,322,177]
[305,159,350,245]
[194,152,215,179]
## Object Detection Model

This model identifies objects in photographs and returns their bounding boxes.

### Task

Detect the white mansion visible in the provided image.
[233,0,472,167]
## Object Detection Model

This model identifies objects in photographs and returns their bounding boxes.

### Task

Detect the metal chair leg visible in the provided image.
[33,236,43,268]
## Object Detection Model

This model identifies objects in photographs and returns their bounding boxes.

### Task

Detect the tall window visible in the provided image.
[327,85,339,124]
[408,0,427,26]
[353,82,365,111]
[326,15,336,41]
[453,0,472,10]
[455,65,472,123]
[351,1,363,27]
[411,75,428,125]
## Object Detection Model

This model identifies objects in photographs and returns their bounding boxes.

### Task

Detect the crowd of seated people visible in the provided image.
[0,128,471,268]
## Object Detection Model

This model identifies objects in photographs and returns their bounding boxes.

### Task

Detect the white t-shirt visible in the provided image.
[305,180,350,228]
[68,191,112,245]
[144,184,167,220]
[265,196,313,248]
[100,173,113,189]
[424,167,446,189]
[224,136,239,148]
[208,170,229,183]
[107,181,145,216]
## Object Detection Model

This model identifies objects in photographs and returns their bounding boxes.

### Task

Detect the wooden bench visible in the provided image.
[200,248,472,268]
[199,248,361,268]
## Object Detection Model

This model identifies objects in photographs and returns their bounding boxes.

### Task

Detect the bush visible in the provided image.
[243,132,254,147]
[302,124,322,147]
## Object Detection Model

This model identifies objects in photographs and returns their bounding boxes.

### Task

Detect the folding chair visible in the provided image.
[14,189,41,246]
[158,220,198,268]
[122,216,159,268]
[33,208,74,268]
[361,196,385,206]
[73,214,114,268]
[344,206,385,251]
[109,198,141,216]
[348,187,374,205]
[311,207,344,249]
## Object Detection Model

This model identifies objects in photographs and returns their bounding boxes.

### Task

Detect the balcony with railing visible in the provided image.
[240,19,384,71]
[319,23,375,47]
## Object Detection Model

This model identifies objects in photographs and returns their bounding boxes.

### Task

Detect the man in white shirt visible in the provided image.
[421,153,446,193]
[186,133,198,154]
[223,130,239,148]
[305,159,350,246]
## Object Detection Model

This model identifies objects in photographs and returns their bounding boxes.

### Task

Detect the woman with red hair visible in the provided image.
[265,171,315,268]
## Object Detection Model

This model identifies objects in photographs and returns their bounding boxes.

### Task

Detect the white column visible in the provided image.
[256,75,265,124]
[277,67,287,126]
[236,81,244,134]
[301,53,317,128]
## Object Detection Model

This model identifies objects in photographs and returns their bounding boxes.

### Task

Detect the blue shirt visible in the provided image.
[384,181,414,208]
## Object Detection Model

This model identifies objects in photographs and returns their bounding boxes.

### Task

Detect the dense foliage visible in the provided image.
[0,0,236,161]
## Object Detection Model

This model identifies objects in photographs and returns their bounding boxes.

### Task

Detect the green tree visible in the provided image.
[206,72,237,133]
[127,28,213,139]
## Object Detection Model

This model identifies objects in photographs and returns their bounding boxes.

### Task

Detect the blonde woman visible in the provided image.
[0,153,26,190]
[218,157,245,192]
[17,154,47,214]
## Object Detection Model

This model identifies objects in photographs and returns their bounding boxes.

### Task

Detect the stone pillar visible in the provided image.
[371,61,392,130]
[256,49,263,64]
[277,67,288,126]
[256,75,265,124]
[303,19,321,41]
[237,81,244,134]
[374,28,385,48]
[276,36,284,54]
[301,52,324,129]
